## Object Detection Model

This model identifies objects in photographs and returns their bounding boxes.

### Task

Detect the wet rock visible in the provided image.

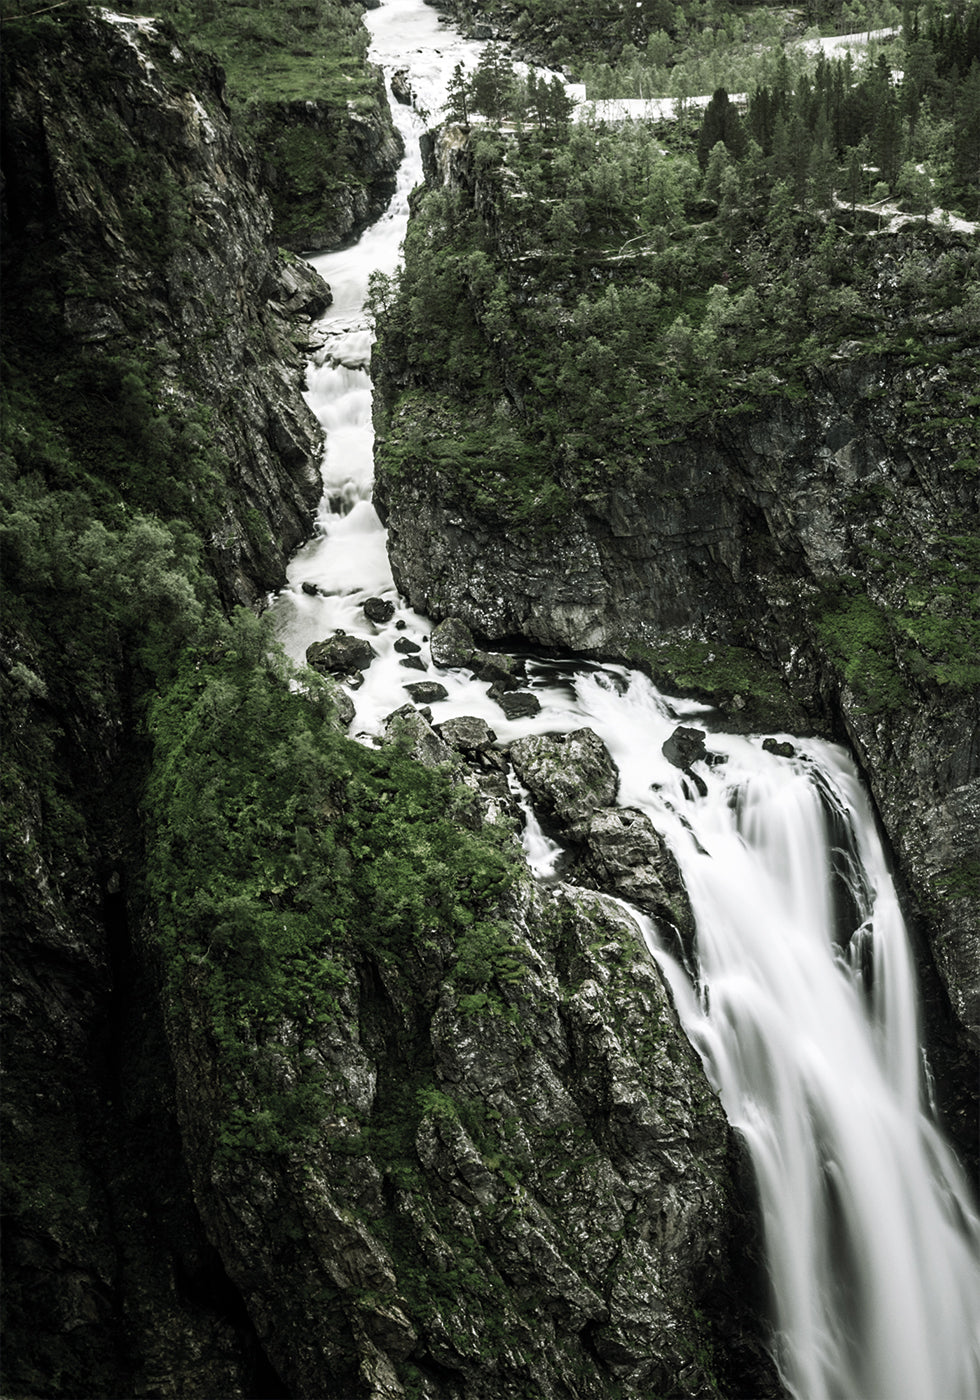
[579,808,697,967]
[494,689,541,720]
[662,726,708,772]
[404,680,449,705]
[430,617,476,668]
[391,68,413,106]
[306,631,377,675]
[510,729,618,829]
[364,596,395,624]
[382,705,454,767]
[429,617,521,690]
[393,636,421,654]
[763,738,796,759]
[399,654,427,671]
[470,649,524,690]
[301,581,320,596]
[436,716,497,753]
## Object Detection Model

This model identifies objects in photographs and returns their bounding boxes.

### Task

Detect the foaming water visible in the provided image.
[567,670,980,1400]
[267,5,980,1395]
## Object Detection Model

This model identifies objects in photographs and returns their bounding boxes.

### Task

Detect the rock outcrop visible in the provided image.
[248,76,404,252]
[2,7,328,607]
[161,710,781,1398]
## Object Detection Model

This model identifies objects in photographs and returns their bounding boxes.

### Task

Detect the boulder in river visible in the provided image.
[390,67,413,105]
[430,617,476,668]
[306,630,377,675]
[430,616,524,689]
[364,596,395,624]
[404,680,449,705]
[763,737,796,759]
[436,715,498,753]
[661,725,708,772]
[494,689,541,720]
[510,729,618,829]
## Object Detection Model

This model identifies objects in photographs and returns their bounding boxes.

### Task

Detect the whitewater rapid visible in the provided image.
[269,3,980,1395]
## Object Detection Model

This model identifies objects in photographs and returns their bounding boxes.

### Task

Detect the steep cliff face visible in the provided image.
[373,138,980,1159]
[146,675,780,1399]
[247,78,405,252]
[2,5,328,606]
[1,9,329,1394]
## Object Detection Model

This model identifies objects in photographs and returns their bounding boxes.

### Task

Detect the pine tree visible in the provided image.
[703,140,731,201]
[470,44,515,125]
[445,62,470,125]
[952,59,980,208]
[870,56,903,187]
[697,88,745,169]
[844,146,865,208]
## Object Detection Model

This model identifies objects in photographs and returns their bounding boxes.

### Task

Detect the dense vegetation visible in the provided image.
[145,613,521,1163]
[442,0,912,67]
[372,11,979,709]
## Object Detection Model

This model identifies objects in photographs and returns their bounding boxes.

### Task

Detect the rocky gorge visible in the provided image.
[2,6,780,1396]
[2,2,978,1398]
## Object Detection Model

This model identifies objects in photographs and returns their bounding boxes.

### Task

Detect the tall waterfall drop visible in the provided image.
[271,3,980,1394]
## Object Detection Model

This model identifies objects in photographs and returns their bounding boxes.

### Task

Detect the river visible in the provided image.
[269,3,980,1395]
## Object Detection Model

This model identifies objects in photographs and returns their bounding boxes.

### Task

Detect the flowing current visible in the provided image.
[270,3,980,1394]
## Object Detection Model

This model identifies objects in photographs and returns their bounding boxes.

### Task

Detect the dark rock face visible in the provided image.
[250,79,404,252]
[307,631,378,674]
[1,9,326,608]
[0,11,330,1394]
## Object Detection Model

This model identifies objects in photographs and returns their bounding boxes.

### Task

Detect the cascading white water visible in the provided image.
[269,5,980,1394]
[570,668,980,1400]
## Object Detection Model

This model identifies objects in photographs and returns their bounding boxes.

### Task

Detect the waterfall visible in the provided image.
[269,4,980,1394]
